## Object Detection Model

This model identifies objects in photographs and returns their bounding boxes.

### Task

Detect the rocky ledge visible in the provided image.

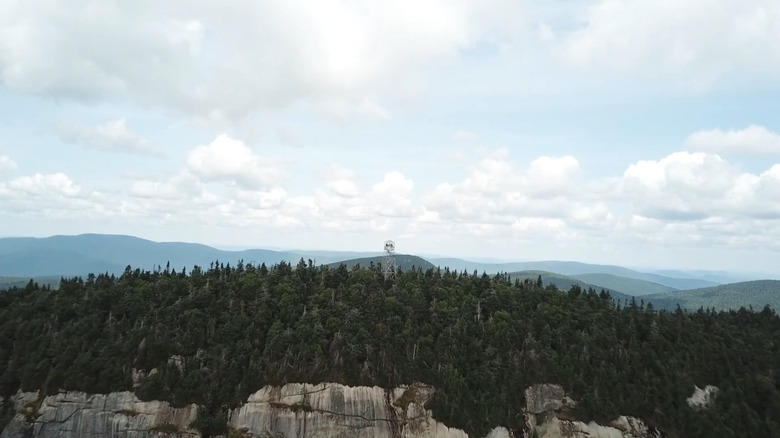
[1,390,197,438]
[2,382,664,438]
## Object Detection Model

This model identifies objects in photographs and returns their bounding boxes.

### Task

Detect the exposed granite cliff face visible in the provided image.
[524,384,660,438]
[228,382,474,438]
[2,383,661,438]
[1,390,197,438]
[686,385,718,410]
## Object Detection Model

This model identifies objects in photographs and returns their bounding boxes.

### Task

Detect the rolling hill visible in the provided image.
[0,234,303,277]
[1,234,764,312]
[0,276,61,290]
[643,280,780,311]
[507,270,635,305]
[570,273,678,296]
[427,258,719,290]
[326,255,435,272]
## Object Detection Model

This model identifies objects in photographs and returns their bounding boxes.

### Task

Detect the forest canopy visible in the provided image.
[1,260,779,437]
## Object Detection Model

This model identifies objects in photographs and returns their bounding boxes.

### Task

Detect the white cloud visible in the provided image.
[621,151,780,220]
[370,171,415,217]
[323,164,360,198]
[0,155,17,173]
[5,145,780,268]
[425,153,590,227]
[525,155,580,196]
[686,125,780,155]
[131,172,202,200]
[3,173,81,197]
[559,0,780,86]
[186,135,283,189]
[0,172,110,219]
[56,118,162,157]
[0,0,528,122]
[235,187,288,210]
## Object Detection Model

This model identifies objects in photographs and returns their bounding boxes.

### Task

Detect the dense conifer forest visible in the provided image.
[1,260,779,437]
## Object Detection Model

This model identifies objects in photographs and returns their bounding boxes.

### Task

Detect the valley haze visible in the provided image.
[0,233,768,280]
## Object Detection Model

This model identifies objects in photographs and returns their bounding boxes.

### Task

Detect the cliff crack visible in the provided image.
[262,400,427,425]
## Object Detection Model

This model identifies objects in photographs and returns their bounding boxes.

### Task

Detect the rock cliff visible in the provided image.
[686,385,718,410]
[228,382,473,438]
[1,390,198,438]
[523,384,661,438]
[1,383,661,438]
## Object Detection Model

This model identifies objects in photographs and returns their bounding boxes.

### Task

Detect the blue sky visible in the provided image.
[2,0,780,274]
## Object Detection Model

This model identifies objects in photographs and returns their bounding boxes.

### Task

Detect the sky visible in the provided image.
[1,1,780,274]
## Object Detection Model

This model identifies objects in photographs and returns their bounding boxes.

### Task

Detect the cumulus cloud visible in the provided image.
[0,155,17,174]
[371,171,415,217]
[559,0,780,85]
[685,125,780,155]
[323,164,360,198]
[621,151,780,220]
[525,155,580,196]
[2,173,81,197]
[425,153,588,227]
[0,172,111,219]
[115,133,295,232]
[186,135,283,189]
[5,144,780,262]
[235,187,288,210]
[131,172,202,200]
[56,118,162,157]
[409,147,780,255]
[0,0,527,122]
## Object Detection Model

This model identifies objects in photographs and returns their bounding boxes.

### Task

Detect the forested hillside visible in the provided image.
[326,254,435,271]
[570,273,677,296]
[1,261,779,437]
[506,270,634,304]
[644,280,780,311]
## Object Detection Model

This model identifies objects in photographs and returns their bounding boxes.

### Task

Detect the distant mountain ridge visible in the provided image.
[643,280,780,311]
[427,258,718,290]
[570,273,678,296]
[3,234,773,314]
[507,270,635,304]
[0,234,302,277]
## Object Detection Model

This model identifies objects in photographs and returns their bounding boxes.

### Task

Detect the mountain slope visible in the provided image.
[0,276,61,290]
[650,269,746,284]
[427,258,719,290]
[508,270,635,304]
[327,255,435,271]
[644,280,780,311]
[0,234,301,277]
[571,273,678,296]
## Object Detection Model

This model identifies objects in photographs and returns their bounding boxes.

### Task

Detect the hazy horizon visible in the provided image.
[1,232,776,279]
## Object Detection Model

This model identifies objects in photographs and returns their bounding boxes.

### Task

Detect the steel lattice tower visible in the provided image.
[382,240,396,280]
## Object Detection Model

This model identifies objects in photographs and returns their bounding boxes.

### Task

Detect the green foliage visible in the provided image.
[327,255,435,271]
[645,280,780,311]
[18,392,45,422]
[0,263,778,437]
[190,405,228,437]
[570,273,677,297]
[393,386,420,412]
[149,423,181,433]
[0,277,60,292]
